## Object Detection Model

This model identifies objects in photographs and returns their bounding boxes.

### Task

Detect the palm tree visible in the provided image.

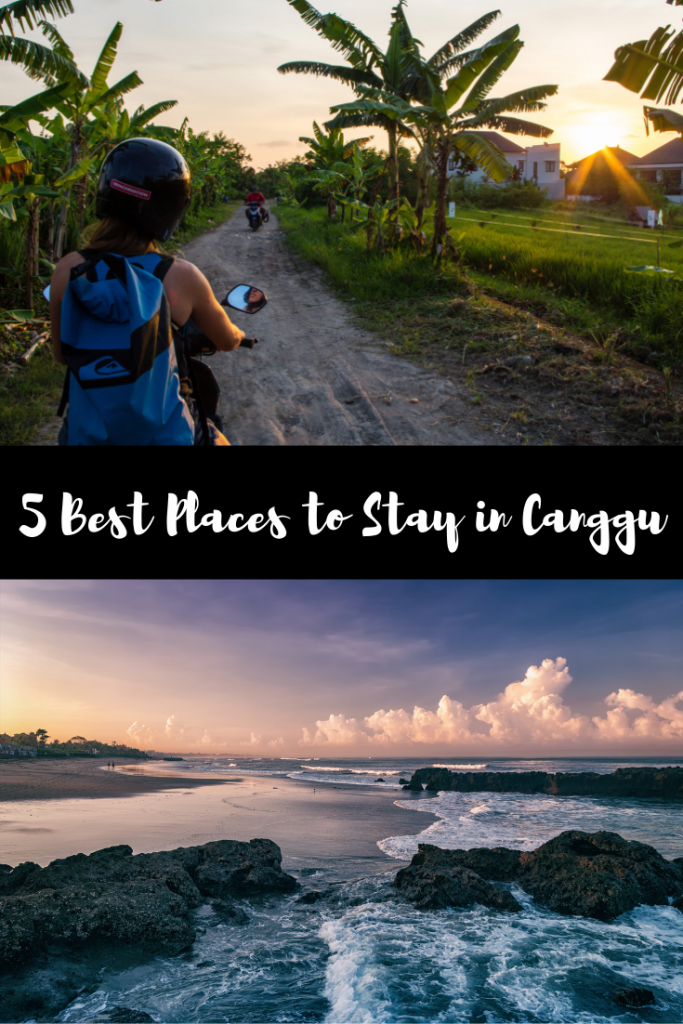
[605,0,683,136]
[328,15,557,255]
[278,0,425,200]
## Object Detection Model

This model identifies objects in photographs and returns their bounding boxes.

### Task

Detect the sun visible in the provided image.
[564,119,626,163]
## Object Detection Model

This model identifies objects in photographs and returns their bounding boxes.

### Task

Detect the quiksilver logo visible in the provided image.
[80,357,129,381]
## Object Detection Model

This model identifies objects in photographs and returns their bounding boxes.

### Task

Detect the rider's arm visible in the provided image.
[165,259,245,351]
[49,251,86,365]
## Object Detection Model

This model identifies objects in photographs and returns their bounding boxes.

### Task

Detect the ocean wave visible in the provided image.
[378,789,683,862]
[431,763,488,769]
[320,890,683,1024]
[300,766,401,775]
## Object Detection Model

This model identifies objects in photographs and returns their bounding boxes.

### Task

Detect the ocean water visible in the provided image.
[46,756,683,1023]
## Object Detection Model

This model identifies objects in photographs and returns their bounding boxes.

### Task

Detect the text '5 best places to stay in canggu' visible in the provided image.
[1,579,682,1023]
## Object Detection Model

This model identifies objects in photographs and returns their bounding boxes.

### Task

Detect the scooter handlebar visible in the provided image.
[240,337,258,349]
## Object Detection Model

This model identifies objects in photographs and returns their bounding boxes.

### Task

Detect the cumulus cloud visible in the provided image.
[593,688,683,740]
[126,721,154,746]
[241,731,262,747]
[268,736,285,748]
[299,658,683,750]
[164,715,185,739]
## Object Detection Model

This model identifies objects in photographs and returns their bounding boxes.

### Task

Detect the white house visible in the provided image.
[626,138,683,204]
[448,131,565,200]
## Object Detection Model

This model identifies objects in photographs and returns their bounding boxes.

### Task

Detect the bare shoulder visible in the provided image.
[53,250,86,277]
[58,250,86,268]
[50,250,87,303]
[166,257,203,282]
[165,257,212,297]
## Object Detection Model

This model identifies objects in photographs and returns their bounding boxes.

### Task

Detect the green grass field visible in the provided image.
[277,202,683,364]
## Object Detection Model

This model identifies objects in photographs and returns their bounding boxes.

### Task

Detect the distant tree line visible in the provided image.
[0,728,149,758]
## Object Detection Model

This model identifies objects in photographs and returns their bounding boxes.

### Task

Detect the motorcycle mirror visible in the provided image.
[43,285,51,301]
[223,284,267,314]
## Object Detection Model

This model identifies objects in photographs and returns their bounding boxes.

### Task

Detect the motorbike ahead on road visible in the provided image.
[245,202,269,231]
[177,283,267,443]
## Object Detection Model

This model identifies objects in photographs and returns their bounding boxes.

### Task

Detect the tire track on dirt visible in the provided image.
[185,209,502,446]
[33,208,506,445]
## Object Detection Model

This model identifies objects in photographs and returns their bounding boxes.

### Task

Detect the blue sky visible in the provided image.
[1,580,681,754]
[0,0,679,168]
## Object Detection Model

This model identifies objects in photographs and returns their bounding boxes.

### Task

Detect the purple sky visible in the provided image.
[1,580,682,755]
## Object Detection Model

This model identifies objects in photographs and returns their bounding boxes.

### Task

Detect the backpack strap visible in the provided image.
[153,255,175,281]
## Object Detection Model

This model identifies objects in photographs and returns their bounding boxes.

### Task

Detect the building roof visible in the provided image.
[569,146,637,170]
[628,137,683,167]
[472,131,525,154]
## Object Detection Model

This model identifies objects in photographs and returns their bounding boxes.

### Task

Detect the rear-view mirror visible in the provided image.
[223,284,267,313]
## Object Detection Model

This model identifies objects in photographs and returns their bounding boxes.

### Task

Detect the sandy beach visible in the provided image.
[0,757,439,879]
[0,757,233,801]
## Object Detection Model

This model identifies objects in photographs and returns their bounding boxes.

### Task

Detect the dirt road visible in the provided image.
[183,209,500,445]
[34,208,502,445]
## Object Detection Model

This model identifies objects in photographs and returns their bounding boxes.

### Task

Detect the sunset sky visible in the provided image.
[2,580,682,756]
[0,0,680,168]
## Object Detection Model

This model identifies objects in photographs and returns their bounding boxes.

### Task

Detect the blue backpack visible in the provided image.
[58,250,194,445]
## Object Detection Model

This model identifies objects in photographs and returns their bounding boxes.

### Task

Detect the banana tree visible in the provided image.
[604,0,683,135]
[330,21,557,256]
[333,141,384,220]
[299,121,371,216]
[0,0,86,86]
[345,193,416,252]
[88,98,178,154]
[279,0,424,200]
[34,20,144,255]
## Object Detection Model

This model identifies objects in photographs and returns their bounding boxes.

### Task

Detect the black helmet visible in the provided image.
[96,137,191,242]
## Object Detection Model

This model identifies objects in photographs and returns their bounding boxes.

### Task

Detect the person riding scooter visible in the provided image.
[245,187,268,224]
[49,137,245,445]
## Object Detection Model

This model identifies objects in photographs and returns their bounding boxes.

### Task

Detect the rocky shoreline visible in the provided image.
[403,764,683,798]
[2,828,681,1022]
[0,839,297,1022]
[394,829,683,920]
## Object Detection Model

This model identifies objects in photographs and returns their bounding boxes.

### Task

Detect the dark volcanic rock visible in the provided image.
[518,831,682,920]
[296,890,325,904]
[612,987,655,1007]
[394,845,522,912]
[211,898,249,925]
[406,765,683,800]
[673,895,683,912]
[394,831,683,922]
[0,839,296,968]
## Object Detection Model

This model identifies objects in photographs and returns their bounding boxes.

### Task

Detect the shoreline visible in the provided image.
[0,757,236,802]
[0,757,440,876]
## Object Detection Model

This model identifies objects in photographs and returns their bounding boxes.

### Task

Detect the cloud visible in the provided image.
[165,715,185,739]
[299,658,683,750]
[241,731,262,747]
[126,721,155,746]
[300,713,367,746]
[268,736,285,748]
[593,688,683,740]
